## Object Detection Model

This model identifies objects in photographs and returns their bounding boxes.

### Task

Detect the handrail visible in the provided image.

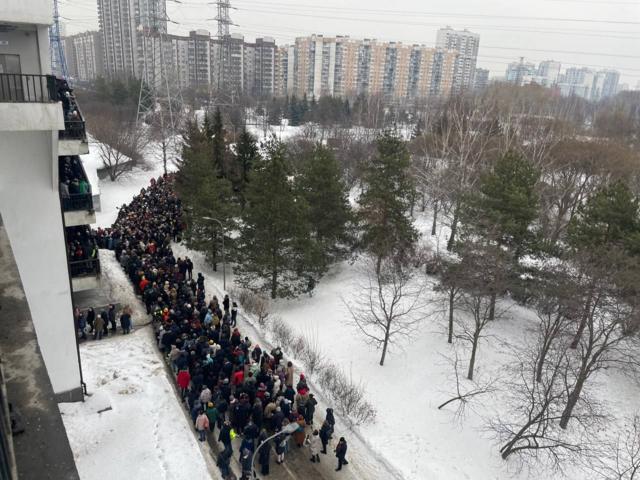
[68,258,101,278]
[0,73,57,103]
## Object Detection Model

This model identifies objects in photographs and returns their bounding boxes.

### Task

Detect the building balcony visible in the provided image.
[59,118,89,155]
[0,73,64,132]
[69,258,101,292]
[59,156,96,226]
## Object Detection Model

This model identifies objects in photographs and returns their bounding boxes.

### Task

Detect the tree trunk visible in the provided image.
[431,200,439,236]
[271,269,278,299]
[467,334,479,380]
[375,254,383,277]
[559,374,586,429]
[447,288,455,344]
[420,192,426,212]
[162,139,168,176]
[447,203,460,251]
[570,293,592,349]
[379,322,391,366]
[488,292,497,321]
[535,340,551,383]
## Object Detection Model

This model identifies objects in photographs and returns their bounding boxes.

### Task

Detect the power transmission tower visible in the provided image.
[136,1,184,175]
[209,0,238,111]
[50,0,69,79]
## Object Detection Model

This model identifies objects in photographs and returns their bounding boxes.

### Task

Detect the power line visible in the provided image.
[233,0,640,25]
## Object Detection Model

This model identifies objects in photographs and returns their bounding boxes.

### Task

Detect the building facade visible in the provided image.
[281,34,459,101]
[436,27,480,93]
[63,31,104,82]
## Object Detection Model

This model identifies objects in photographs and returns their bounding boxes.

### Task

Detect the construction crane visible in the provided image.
[50,0,69,80]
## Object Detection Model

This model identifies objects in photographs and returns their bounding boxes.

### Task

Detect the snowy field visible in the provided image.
[70,134,640,480]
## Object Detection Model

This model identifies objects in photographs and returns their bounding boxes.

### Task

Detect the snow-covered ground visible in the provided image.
[69,132,640,480]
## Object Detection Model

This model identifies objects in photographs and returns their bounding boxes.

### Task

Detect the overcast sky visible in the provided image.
[61,0,640,85]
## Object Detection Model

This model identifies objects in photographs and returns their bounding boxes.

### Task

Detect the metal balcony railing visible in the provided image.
[61,193,94,212]
[59,119,87,141]
[0,73,57,103]
[69,258,101,278]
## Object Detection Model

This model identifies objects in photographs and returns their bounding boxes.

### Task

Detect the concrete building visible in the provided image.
[436,27,480,93]
[63,31,104,82]
[187,30,211,89]
[286,34,459,101]
[1,0,102,408]
[250,37,276,97]
[505,58,537,86]
[473,67,489,90]
[537,60,561,87]
[97,0,167,79]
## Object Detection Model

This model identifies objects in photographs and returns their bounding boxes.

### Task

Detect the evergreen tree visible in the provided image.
[465,151,540,258]
[235,139,314,298]
[211,108,226,178]
[234,129,259,207]
[298,144,353,268]
[289,95,301,126]
[568,180,640,255]
[359,131,418,273]
[176,119,236,270]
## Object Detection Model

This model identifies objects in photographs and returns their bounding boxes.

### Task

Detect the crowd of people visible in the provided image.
[59,156,92,209]
[66,226,99,276]
[73,303,133,341]
[56,78,81,123]
[94,175,350,478]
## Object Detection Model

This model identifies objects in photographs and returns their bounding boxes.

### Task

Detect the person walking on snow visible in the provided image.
[335,437,348,471]
[195,410,209,442]
[306,429,321,463]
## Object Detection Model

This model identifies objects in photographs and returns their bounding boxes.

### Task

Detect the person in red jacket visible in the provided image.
[177,368,191,399]
[139,275,150,293]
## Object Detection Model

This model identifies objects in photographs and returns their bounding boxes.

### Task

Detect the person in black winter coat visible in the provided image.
[325,408,336,436]
[223,294,230,314]
[107,304,117,332]
[258,433,271,475]
[334,437,348,471]
[319,420,331,454]
[305,393,317,425]
[100,310,109,336]
[85,307,95,333]
[217,447,232,478]
[218,421,232,452]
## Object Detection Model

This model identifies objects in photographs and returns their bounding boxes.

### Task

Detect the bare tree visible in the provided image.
[591,415,640,480]
[434,258,464,344]
[88,108,148,181]
[559,254,640,429]
[491,344,594,465]
[344,256,427,366]
[437,349,496,422]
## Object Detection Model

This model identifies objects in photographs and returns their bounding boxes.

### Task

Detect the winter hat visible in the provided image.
[208,402,214,408]
[223,378,229,384]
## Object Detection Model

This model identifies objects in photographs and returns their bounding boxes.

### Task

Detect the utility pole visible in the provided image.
[50,0,69,80]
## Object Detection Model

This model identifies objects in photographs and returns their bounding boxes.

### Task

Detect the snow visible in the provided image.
[59,251,215,480]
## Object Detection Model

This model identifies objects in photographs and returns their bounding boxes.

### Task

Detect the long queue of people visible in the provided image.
[94,175,350,478]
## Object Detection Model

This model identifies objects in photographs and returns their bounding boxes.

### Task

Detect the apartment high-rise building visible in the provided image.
[63,31,105,82]
[187,30,211,89]
[537,60,561,87]
[287,35,459,101]
[436,27,480,93]
[473,67,489,90]
[251,37,276,97]
[506,58,537,86]
[97,0,167,79]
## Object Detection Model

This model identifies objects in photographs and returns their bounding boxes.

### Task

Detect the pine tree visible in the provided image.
[568,180,640,254]
[359,131,418,273]
[176,119,236,270]
[234,129,259,208]
[298,144,352,268]
[211,108,226,178]
[235,139,314,298]
[465,151,540,258]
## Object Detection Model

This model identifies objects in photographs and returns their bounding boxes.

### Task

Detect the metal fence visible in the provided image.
[0,74,56,103]
[69,258,101,278]
[61,193,93,212]
[59,119,87,141]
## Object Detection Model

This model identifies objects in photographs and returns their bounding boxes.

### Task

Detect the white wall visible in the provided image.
[2,0,52,26]
[0,27,43,75]
[0,130,82,396]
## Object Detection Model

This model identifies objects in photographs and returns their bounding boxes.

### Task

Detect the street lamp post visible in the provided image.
[251,422,299,479]
[201,216,226,291]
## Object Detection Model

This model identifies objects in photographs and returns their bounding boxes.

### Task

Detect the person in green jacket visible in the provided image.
[78,178,90,195]
[206,402,218,434]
